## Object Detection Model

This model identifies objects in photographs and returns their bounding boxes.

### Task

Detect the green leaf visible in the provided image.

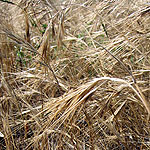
[40,30,45,35]
[42,24,48,29]
[17,51,24,58]
[27,55,32,60]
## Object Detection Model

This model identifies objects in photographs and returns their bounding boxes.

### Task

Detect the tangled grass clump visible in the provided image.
[0,0,150,149]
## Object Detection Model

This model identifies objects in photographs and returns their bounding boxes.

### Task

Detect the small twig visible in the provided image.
[0,0,16,5]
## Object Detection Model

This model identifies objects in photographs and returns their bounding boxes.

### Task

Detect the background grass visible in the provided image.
[0,0,150,149]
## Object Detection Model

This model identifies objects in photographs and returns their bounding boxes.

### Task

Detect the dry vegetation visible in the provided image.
[0,0,150,149]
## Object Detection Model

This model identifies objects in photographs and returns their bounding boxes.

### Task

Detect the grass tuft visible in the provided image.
[0,0,150,149]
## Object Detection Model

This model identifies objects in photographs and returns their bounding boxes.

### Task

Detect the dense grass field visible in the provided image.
[0,0,150,149]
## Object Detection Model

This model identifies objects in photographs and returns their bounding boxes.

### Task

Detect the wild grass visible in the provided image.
[0,0,150,149]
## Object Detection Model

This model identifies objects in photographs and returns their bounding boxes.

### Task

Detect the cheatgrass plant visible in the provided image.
[0,0,150,149]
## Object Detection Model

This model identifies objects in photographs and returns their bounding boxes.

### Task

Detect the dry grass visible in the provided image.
[0,0,150,149]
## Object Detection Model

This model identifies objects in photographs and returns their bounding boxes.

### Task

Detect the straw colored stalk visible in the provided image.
[26,76,150,148]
